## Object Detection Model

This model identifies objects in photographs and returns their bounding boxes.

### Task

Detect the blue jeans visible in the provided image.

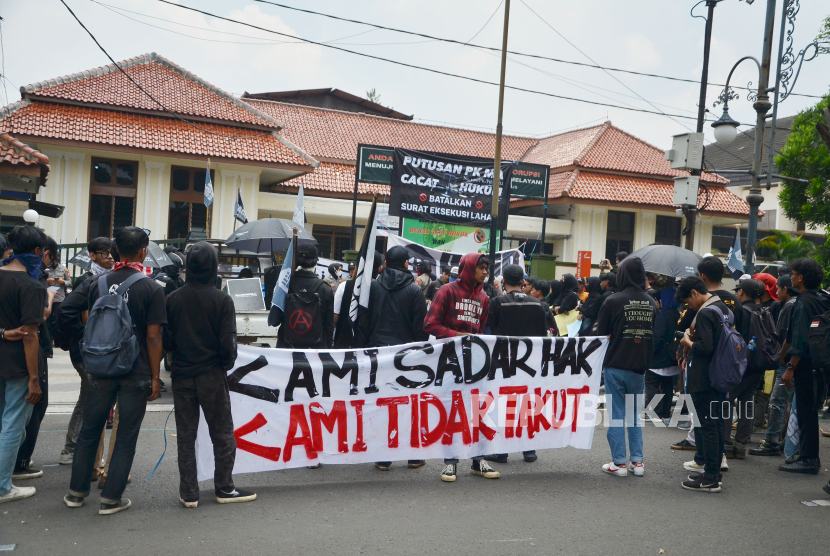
[69,377,150,501]
[604,367,644,465]
[0,377,35,495]
[764,365,794,447]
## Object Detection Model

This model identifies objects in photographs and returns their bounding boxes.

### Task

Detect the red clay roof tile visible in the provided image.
[0,132,49,166]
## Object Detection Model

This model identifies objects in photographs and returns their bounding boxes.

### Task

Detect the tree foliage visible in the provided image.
[819,16,830,55]
[756,231,816,261]
[777,93,830,226]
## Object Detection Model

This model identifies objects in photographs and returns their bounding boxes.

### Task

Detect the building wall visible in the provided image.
[38,148,90,243]
[211,168,261,240]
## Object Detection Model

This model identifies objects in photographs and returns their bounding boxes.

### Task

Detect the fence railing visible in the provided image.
[59,238,187,280]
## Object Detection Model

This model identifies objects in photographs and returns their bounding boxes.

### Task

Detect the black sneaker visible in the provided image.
[670,439,696,451]
[216,488,256,504]
[484,454,508,464]
[523,451,538,463]
[440,464,457,482]
[779,458,821,474]
[749,443,782,456]
[99,498,131,515]
[471,460,499,479]
[682,474,721,493]
[12,465,43,480]
[407,460,425,468]
[63,492,86,508]
[374,462,392,471]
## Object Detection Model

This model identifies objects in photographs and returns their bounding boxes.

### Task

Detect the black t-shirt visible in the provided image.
[87,268,167,378]
[596,286,658,374]
[678,288,742,332]
[0,269,47,380]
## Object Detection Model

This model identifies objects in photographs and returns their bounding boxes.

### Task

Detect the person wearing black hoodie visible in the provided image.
[578,276,603,335]
[359,246,428,472]
[595,256,657,478]
[164,241,254,508]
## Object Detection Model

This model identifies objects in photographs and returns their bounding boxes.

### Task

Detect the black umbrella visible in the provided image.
[629,245,702,279]
[68,241,173,270]
[225,218,316,253]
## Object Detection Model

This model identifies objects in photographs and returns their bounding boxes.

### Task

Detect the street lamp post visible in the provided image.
[711,0,778,276]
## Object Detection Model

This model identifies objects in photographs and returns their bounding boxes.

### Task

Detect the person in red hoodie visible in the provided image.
[423,252,498,482]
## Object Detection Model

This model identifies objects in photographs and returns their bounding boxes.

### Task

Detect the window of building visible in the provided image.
[605,210,635,261]
[655,215,682,246]
[758,209,776,229]
[314,225,352,261]
[711,226,745,255]
[167,167,213,240]
[89,158,137,240]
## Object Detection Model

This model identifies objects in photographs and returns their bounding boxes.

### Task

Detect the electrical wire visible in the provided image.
[463,0,504,45]
[60,0,272,141]
[156,0,700,121]
[250,0,822,100]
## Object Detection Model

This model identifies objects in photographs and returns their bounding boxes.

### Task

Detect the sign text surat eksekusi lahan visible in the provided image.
[200,336,605,469]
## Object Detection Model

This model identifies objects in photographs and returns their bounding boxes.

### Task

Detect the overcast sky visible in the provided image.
[2,0,828,154]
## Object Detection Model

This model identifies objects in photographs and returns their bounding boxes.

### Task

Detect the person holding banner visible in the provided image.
[423,252,499,482]
[163,242,255,508]
[595,256,657,478]
[359,246,428,471]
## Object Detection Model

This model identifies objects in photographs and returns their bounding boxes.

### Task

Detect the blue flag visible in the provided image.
[204,163,214,207]
[272,240,293,311]
[726,227,744,280]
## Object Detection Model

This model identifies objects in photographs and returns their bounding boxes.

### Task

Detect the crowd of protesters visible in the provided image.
[2,224,830,514]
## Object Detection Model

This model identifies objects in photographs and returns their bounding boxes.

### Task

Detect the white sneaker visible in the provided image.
[684,460,704,473]
[0,485,36,504]
[721,454,729,471]
[602,462,628,477]
[628,462,644,477]
[58,450,73,465]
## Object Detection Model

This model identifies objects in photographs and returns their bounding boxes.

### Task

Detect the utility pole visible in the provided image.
[685,0,718,251]
[745,0,777,276]
[488,0,510,286]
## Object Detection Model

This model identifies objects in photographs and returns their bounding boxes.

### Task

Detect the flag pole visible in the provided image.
[489,0,510,287]
[292,227,298,271]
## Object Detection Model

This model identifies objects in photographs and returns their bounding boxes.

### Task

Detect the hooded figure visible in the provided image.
[547,279,563,307]
[357,246,427,347]
[424,252,490,338]
[325,263,342,290]
[595,255,658,373]
[165,241,237,375]
[578,276,603,334]
[562,273,579,294]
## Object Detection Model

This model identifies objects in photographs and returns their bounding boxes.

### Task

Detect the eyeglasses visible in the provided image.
[92,250,112,258]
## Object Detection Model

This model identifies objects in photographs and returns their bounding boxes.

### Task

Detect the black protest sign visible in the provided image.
[510,163,549,199]
[390,148,512,228]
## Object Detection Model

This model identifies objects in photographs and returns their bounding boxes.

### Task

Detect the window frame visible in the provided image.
[605,210,635,262]
[654,215,682,247]
[88,158,138,240]
[167,166,214,240]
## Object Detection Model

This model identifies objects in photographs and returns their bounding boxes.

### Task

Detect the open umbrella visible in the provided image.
[68,241,173,270]
[225,218,316,253]
[629,245,702,279]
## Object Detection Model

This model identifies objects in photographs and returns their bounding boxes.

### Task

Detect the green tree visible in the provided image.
[819,15,830,55]
[756,231,816,261]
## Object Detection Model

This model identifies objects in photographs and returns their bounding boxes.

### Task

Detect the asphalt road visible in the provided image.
[5,353,830,555]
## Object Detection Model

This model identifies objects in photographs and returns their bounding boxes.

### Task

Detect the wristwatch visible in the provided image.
[786,362,794,371]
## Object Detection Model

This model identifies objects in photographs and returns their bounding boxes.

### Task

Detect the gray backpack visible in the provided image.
[81,273,146,378]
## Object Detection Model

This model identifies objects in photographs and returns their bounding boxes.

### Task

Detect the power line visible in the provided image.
[156,0,701,121]
[463,0,504,45]
[250,0,823,100]
[59,0,271,141]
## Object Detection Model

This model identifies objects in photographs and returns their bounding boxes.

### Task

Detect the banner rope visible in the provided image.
[144,408,174,483]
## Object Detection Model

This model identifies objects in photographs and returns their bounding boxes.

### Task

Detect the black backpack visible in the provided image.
[743,305,780,370]
[282,291,323,348]
[808,309,830,372]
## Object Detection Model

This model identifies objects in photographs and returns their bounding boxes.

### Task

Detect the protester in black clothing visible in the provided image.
[578,277,603,335]
[485,264,548,465]
[645,287,681,421]
[269,243,334,349]
[358,246,428,349]
[0,225,47,505]
[73,237,113,290]
[152,251,184,297]
[615,251,629,265]
[596,256,657,478]
[677,277,727,493]
[725,279,766,458]
[263,264,279,307]
[65,227,166,515]
[333,252,383,349]
[425,265,450,303]
[164,241,255,507]
[780,259,830,478]
[360,246,428,472]
[547,279,563,308]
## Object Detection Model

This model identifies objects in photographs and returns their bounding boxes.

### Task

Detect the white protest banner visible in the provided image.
[197,336,607,480]
[385,234,524,278]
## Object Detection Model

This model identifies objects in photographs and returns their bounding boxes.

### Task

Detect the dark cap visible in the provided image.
[735,278,764,299]
[385,246,409,269]
[777,274,797,295]
[502,264,525,287]
[297,242,318,258]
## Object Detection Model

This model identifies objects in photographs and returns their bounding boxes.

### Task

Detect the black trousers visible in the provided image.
[692,390,724,480]
[794,361,823,461]
[724,372,761,447]
[16,360,48,470]
[644,370,674,419]
[172,368,236,501]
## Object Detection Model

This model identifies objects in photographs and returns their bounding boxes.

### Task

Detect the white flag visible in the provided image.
[293,184,305,228]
